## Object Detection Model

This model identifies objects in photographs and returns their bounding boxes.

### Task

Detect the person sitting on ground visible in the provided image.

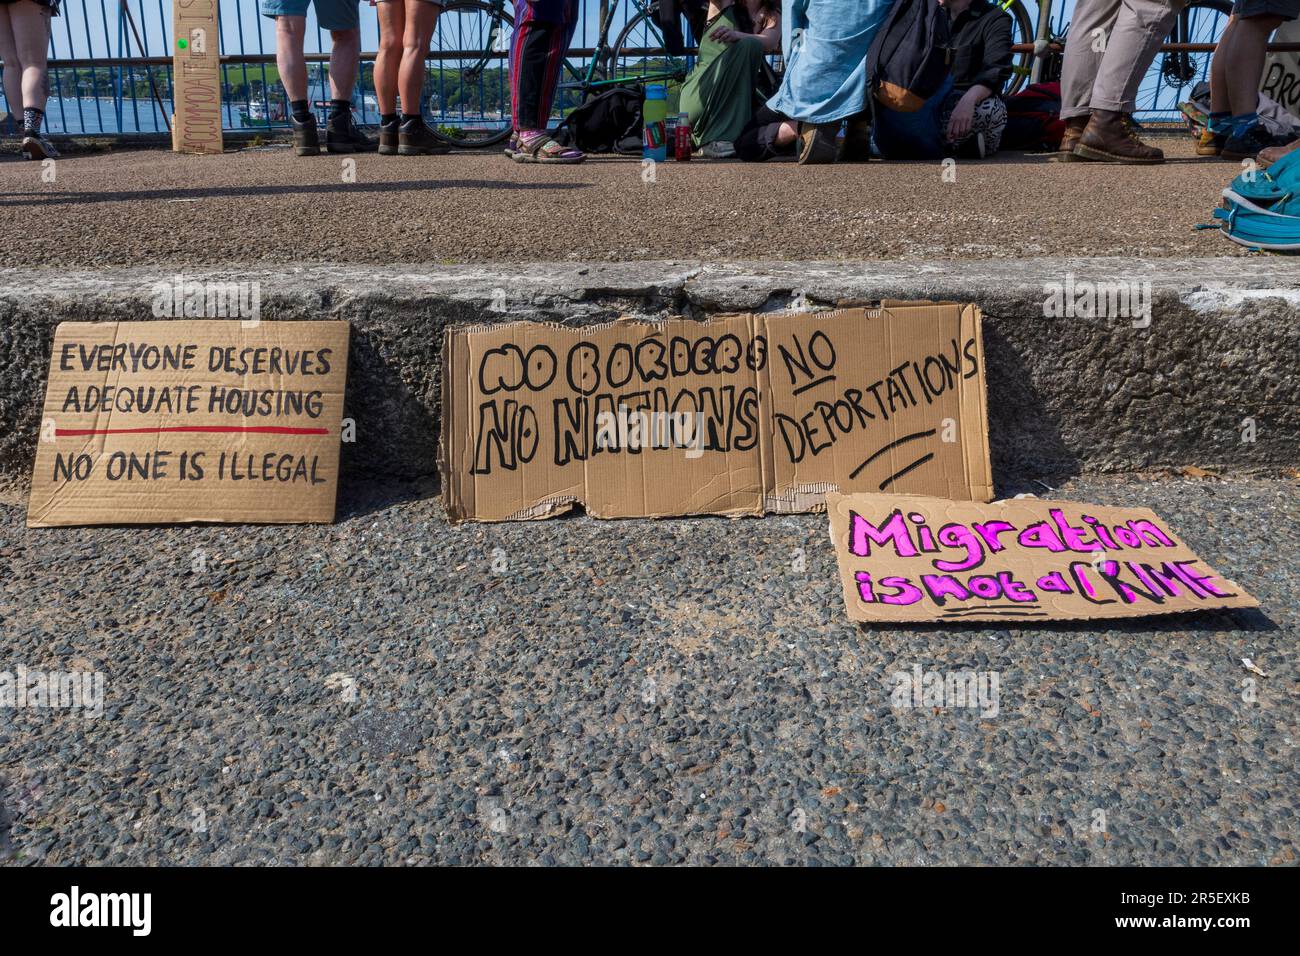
[940,0,1012,157]
[874,0,1011,160]
[1199,1,1300,161]
[679,0,781,159]
[0,0,59,160]
[741,0,892,164]
[372,0,448,155]
[506,0,585,163]
[261,0,374,155]
[1053,0,1181,164]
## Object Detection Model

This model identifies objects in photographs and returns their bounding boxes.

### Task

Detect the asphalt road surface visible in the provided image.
[1,475,1295,866]
[0,138,1243,269]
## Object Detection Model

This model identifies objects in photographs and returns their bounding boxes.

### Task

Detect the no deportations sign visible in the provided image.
[27,321,350,526]
[442,304,993,521]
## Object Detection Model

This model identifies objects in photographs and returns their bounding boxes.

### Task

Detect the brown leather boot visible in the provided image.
[1048,115,1088,162]
[1073,109,1164,164]
[1259,136,1300,169]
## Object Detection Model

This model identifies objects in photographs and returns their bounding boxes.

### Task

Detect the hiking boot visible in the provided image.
[21,133,59,161]
[325,113,375,153]
[378,118,400,156]
[1222,122,1280,162]
[1073,109,1164,164]
[1048,115,1088,162]
[1259,136,1300,169]
[397,119,450,156]
[838,113,872,162]
[291,114,320,156]
[1196,126,1227,157]
[797,121,839,165]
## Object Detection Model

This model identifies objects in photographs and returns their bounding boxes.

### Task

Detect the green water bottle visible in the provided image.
[643,84,668,163]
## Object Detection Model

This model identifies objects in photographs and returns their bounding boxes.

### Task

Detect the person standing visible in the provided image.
[260,0,373,155]
[0,0,59,160]
[372,0,448,154]
[506,0,585,162]
[1198,2,1300,160]
[1053,0,1183,164]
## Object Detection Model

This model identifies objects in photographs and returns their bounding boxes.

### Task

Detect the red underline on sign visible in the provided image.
[55,426,330,436]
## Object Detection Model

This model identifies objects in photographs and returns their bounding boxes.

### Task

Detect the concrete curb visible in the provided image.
[1,258,1297,492]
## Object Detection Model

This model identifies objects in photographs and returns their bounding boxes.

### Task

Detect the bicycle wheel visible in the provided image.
[609,4,693,108]
[1135,0,1231,121]
[1003,0,1040,96]
[428,0,515,148]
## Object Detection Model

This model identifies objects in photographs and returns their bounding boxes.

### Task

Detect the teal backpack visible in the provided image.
[1212,150,1300,251]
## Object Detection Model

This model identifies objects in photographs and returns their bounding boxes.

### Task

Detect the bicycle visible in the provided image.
[1000,0,1232,118]
[426,0,694,148]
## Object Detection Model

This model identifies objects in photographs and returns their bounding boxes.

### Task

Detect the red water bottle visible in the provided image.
[675,113,692,161]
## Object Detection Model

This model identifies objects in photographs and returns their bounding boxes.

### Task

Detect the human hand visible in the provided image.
[946,92,978,142]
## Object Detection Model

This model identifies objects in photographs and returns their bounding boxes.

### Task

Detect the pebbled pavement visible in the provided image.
[0,138,1243,269]
[1,474,1296,866]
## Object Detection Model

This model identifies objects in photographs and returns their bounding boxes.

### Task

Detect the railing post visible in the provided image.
[1030,0,1054,84]
[599,0,611,81]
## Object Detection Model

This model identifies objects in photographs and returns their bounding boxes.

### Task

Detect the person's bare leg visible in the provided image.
[328,28,361,102]
[0,7,22,124]
[10,0,49,115]
[775,120,797,146]
[375,2,406,116]
[1222,15,1285,115]
[275,15,309,103]
[398,0,439,118]
[1208,16,1236,115]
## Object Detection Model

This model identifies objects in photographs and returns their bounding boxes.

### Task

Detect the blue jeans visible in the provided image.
[873,74,955,160]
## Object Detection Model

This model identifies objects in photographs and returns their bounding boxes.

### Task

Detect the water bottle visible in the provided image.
[675,113,692,161]
[643,84,668,163]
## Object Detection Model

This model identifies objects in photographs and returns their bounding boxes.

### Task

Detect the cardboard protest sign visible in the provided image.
[172,0,223,155]
[442,304,992,521]
[827,492,1258,623]
[27,321,349,527]
[1263,20,1300,121]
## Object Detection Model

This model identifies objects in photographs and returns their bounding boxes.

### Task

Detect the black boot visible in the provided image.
[326,111,375,153]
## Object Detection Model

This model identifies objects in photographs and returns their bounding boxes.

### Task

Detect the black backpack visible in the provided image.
[866,0,952,113]
[553,87,643,154]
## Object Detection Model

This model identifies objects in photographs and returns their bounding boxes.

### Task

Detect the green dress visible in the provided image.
[679,7,772,148]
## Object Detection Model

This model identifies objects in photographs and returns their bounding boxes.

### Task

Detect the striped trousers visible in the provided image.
[510,0,580,131]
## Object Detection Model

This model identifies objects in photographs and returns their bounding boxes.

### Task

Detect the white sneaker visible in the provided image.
[700,140,736,159]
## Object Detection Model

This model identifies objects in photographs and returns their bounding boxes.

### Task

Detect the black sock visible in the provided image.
[400,113,425,130]
[380,112,399,127]
[330,99,351,122]
[23,107,44,135]
[290,100,312,123]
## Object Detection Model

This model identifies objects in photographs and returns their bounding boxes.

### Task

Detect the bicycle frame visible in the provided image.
[457,0,684,94]
[561,0,688,93]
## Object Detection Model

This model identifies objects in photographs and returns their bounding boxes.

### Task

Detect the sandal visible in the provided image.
[512,130,585,164]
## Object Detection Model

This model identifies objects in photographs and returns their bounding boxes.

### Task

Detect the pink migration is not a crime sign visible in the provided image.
[827,493,1259,624]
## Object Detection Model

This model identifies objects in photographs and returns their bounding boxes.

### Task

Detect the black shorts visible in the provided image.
[0,0,61,13]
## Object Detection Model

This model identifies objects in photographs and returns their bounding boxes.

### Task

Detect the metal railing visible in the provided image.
[3,0,1287,137]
